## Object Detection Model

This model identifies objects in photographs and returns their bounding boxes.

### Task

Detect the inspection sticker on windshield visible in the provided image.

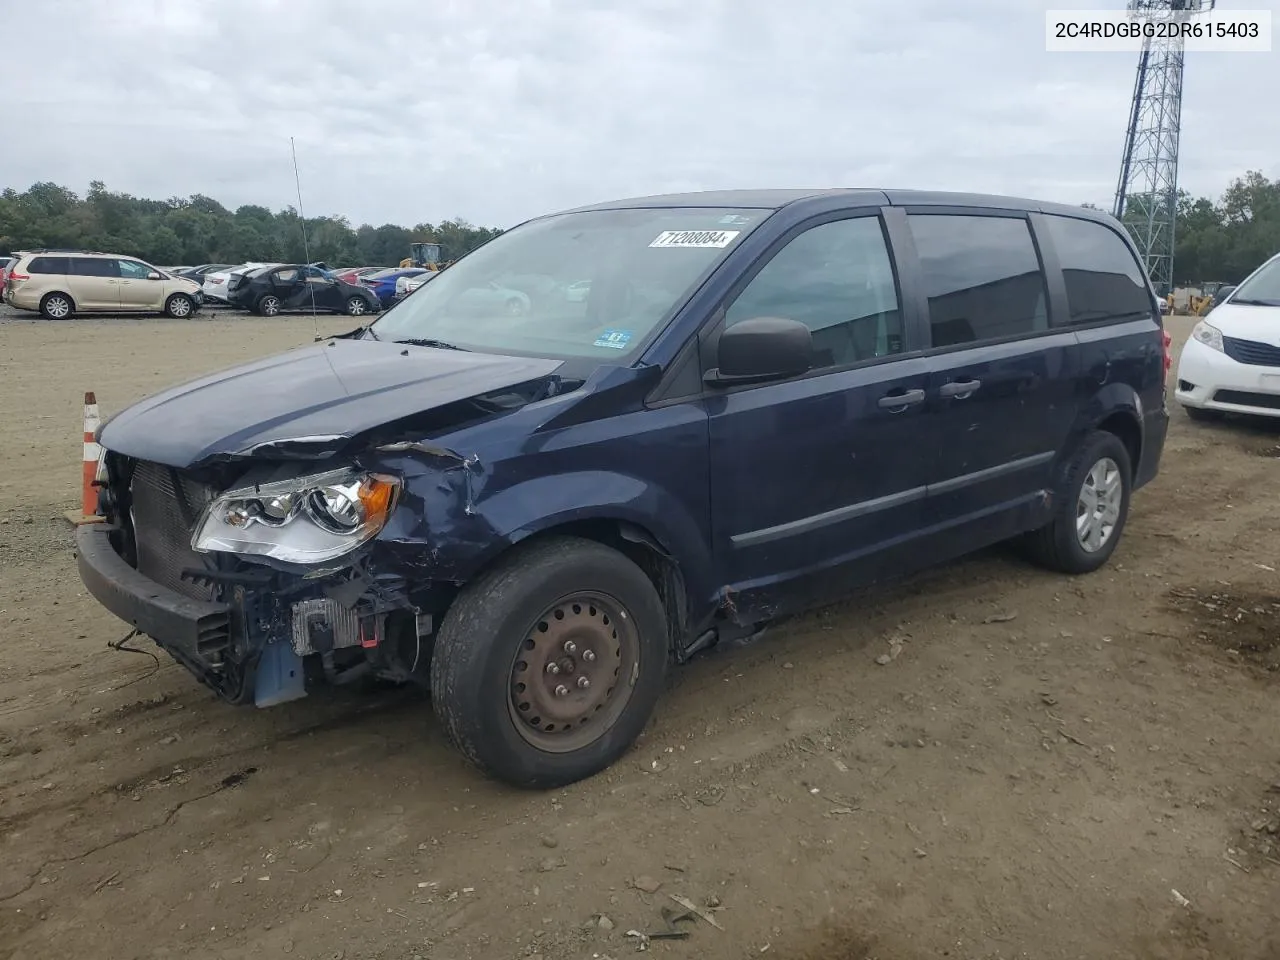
[593,329,633,349]
[649,229,740,249]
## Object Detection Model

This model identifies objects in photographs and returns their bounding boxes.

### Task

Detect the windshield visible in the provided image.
[368,206,766,359]
[1229,255,1280,305]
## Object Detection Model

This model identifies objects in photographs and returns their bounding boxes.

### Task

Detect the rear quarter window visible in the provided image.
[28,256,71,274]
[1041,215,1154,324]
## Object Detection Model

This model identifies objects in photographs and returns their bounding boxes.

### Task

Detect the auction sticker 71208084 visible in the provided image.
[649,230,740,249]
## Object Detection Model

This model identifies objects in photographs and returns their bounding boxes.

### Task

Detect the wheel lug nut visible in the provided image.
[564,640,577,654]
[582,649,596,662]
[554,684,569,697]
[546,662,560,675]
[577,676,590,689]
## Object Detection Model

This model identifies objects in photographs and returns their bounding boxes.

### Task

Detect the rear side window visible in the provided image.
[28,256,71,274]
[69,258,120,277]
[1041,215,1153,324]
[274,268,300,282]
[907,215,1048,348]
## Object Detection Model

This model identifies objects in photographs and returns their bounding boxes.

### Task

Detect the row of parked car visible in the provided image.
[0,251,438,319]
[171,262,438,314]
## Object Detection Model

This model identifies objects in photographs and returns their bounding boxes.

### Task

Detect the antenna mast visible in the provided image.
[1112,0,1214,299]
[290,136,321,339]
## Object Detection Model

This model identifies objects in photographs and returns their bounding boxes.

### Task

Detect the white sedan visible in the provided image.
[202,263,278,304]
[1175,251,1280,420]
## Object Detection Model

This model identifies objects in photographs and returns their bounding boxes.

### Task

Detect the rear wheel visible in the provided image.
[347,297,368,316]
[40,293,74,320]
[430,536,669,789]
[1025,430,1132,575]
[258,295,281,317]
[164,293,194,318]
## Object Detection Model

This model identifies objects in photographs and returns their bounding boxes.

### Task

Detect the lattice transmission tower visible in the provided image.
[1112,0,1215,298]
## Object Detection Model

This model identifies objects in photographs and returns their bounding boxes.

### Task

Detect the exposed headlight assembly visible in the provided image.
[192,468,401,564]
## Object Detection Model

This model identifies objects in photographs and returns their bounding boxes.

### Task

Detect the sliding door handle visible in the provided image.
[938,378,982,399]
[878,388,926,411]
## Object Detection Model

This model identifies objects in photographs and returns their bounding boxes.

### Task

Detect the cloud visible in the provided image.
[1,0,1276,228]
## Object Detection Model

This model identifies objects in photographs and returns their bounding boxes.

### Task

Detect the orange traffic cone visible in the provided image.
[65,391,106,526]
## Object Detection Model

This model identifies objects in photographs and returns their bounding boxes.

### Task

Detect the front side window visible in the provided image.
[369,207,768,360]
[1228,254,1280,307]
[908,215,1048,348]
[725,216,903,369]
[1041,215,1153,323]
[117,260,152,280]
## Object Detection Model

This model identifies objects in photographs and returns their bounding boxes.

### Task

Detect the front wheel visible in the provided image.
[1024,431,1132,575]
[164,293,194,318]
[430,536,669,789]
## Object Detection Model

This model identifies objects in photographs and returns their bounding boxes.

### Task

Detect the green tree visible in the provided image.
[0,181,507,267]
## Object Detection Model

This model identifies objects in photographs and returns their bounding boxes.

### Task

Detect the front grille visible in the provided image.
[1212,389,1280,410]
[129,461,218,601]
[1223,336,1280,367]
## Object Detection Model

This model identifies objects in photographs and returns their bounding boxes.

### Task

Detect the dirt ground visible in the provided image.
[1,307,1278,960]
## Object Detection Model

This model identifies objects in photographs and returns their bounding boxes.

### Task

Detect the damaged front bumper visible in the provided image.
[76,520,426,709]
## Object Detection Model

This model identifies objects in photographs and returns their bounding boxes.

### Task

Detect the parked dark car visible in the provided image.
[228,263,381,317]
[76,189,1169,788]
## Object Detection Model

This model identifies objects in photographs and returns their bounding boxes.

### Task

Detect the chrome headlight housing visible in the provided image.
[1191,320,1223,352]
[192,468,401,564]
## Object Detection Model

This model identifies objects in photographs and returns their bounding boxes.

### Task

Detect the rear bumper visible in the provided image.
[1136,405,1168,489]
[76,523,234,680]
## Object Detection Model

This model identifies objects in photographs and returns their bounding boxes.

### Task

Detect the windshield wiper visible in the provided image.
[1227,298,1280,307]
[396,337,469,351]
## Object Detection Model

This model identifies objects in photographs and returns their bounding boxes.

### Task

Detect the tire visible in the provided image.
[258,295,281,317]
[430,536,669,789]
[164,293,194,319]
[346,297,368,317]
[40,292,74,320]
[1183,404,1222,422]
[1025,431,1132,575]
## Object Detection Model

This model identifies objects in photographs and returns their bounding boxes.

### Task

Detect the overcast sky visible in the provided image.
[1,0,1275,229]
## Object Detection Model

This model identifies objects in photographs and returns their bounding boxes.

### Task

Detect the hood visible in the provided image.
[98,338,563,468]
[1205,301,1280,342]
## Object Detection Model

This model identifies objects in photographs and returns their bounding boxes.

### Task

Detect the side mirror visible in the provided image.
[705,316,812,387]
[147,271,162,280]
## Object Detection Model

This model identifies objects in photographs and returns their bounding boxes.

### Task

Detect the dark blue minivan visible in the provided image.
[77,189,1169,787]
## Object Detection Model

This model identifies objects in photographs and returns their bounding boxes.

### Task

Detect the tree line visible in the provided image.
[0,181,504,268]
[2,171,1278,282]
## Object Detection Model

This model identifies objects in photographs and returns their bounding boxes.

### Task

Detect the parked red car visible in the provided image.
[331,266,382,285]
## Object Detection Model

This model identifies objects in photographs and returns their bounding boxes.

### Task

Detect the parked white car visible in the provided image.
[202,263,278,304]
[1176,251,1280,420]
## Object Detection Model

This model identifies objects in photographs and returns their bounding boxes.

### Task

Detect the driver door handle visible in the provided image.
[938,378,982,399]
[878,388,926,411]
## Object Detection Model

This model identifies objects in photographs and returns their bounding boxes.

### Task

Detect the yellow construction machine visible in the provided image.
[400,241,447,271]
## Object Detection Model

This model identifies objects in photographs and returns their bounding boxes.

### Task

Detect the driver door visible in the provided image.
[117,259,164,310]
[299,266,341,311]
[704,212,933,616]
